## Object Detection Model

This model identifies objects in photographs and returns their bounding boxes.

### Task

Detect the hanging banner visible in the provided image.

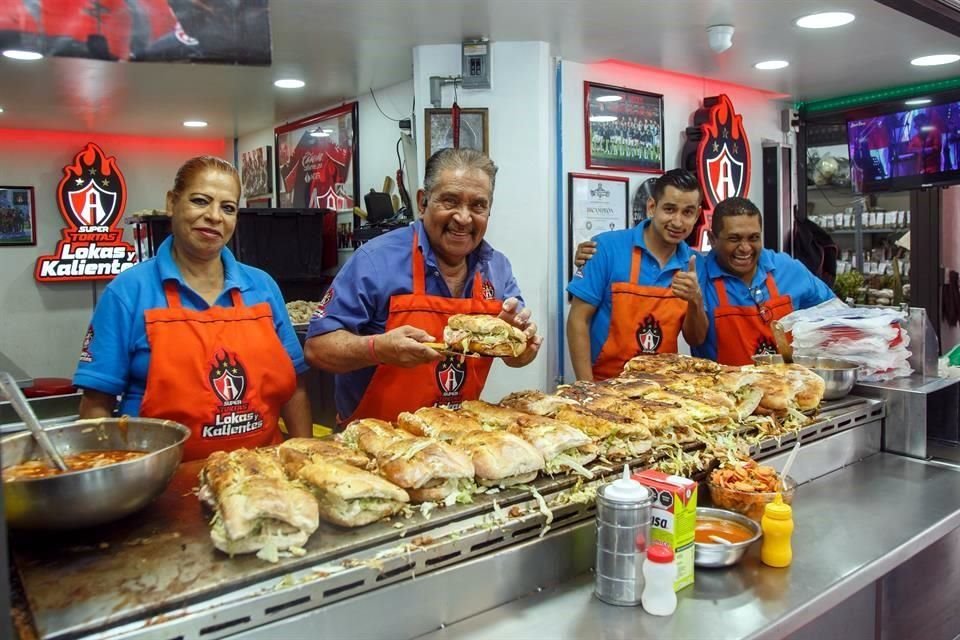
[35,142,137,282]
[682,94,752,250]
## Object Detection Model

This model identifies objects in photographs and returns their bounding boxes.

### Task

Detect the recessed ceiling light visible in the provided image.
[589,115,618,123]
[911,54,960,66]
[274,78,305,89]
[183,120,208,128]
[795,12,855,29]
[595,95,623,103]
[2,49,43,61]
[905,98,932,106]
[754,60,789,70]
[0,107,4,114]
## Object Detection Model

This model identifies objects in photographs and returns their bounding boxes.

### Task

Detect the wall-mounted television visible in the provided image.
[847,98,960,192]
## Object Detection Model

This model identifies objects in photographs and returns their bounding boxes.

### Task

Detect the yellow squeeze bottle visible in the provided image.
[760,493,793,568]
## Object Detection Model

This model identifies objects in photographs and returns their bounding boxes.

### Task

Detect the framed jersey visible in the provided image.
[274,103,360,211]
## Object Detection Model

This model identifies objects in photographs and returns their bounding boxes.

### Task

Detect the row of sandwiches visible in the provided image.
[198,354,825,559]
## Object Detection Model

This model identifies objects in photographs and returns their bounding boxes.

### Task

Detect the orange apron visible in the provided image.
[592,247,688,380]
[141,282,297,461]
[712,272,794,366]
[346,232,502,423]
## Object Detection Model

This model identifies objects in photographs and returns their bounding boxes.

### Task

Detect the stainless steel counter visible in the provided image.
[418,453,960,640]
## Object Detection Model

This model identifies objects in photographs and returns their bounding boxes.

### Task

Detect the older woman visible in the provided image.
[74,156,311,461]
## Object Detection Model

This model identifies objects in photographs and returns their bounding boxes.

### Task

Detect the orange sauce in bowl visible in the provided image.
[2,450,147,481]
[695,517,755,544]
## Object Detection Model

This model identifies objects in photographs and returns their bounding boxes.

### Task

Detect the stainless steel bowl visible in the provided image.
[694,507,762,568]
[792,356,860,400]
[2,417,190,529]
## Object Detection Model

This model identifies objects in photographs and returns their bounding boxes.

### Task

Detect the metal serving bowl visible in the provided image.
[792,356,860,400]
[2,417,190,530]
[694,507,762,568]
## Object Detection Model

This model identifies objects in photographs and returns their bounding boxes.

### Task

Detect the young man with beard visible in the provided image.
[305,148,541,423]
[566,169,707,381]
[692,197,835,366]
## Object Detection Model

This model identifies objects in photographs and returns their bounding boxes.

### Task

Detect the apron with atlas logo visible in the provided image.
[592,247,687,380]
[712,272,794,366]
[140,282,297,461]
[346,231,503,423]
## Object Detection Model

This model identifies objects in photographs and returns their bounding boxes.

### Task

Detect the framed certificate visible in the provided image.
[567,173,630,281]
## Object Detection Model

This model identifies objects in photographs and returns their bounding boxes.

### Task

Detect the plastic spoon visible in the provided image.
[709,535,733,545]
[778,436,802,492]
[0,371,69,471]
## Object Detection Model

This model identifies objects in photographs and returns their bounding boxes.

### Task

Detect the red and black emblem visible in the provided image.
[79,325,94,363]
[435,355,467,397]
[58,143,125,229]
[754,337,779,356]
[481,279,496,300]
[209,350,248,404]
[636,314,663,354]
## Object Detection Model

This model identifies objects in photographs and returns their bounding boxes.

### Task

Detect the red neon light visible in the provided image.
[0,129,226,155]
[590,59,791,100]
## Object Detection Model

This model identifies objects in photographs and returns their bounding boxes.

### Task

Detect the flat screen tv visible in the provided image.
[847,98,960,192]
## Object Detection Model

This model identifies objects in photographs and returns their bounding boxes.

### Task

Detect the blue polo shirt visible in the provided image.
[691,248,836,361]
[73,236,307,416]
[307,220,523,419]
[566,219,696,363]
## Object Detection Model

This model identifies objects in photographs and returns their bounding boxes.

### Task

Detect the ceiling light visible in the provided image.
[595,95,623,103]
[183,120,208,128]
[795,12,855,29]
[754,60,789,70]
[905,98,932,106]
[310,129,330,137]
[589,115,618,123]
[274,78,305,89]
[3,49,43,61]
[0,107,4,114]
[911,54,960,66]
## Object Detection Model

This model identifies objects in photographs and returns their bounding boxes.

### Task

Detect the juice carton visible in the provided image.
[632,470,697,592]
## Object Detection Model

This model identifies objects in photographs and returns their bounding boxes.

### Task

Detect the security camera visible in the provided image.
[707,25,735,54]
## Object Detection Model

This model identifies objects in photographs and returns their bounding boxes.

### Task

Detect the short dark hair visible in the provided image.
[652,169,700,203]
[711,197,762,236]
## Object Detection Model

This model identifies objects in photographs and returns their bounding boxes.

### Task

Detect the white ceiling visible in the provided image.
[1,0,958,138]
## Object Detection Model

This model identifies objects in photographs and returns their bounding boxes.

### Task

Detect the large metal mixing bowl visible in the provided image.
[792,356,860,400]
[2,417,190,529]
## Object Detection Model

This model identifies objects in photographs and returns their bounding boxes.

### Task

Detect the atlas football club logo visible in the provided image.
[209,351,248,405]
[481,279,496,300]
[590,183,610,200]
[35,142,137,282]
[755,338,779,356]
[691,94,751,210]
[436,356,467,397]
[636,314,663,354]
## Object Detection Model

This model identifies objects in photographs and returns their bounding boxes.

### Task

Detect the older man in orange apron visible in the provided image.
[566,170,708,381]
[304,148,541,423]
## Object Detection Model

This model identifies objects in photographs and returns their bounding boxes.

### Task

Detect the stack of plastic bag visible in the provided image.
[777,300,912,381]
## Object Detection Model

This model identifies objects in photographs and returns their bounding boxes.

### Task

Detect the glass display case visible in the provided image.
[803,124,911,308]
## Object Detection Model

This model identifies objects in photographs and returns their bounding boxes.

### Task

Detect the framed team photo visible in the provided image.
[0,186,37,246]
[241,145,273,198]
[584,81,664,174]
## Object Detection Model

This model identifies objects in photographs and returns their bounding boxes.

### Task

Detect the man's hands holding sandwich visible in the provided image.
[497,297,542,367]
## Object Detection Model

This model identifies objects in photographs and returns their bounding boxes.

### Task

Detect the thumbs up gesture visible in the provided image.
[671,255,702,304]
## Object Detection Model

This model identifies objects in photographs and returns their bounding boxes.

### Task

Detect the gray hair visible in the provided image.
[422,148,498,198]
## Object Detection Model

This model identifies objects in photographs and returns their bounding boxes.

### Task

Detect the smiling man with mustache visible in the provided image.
[692,197,836,365]
[305,148,540,424]
[566,169,708,381]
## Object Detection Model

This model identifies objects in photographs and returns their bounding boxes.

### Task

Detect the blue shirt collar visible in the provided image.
[633,218,692,270]
[155,235,251,292]
[414,219,494,270]
[704,248,775,285]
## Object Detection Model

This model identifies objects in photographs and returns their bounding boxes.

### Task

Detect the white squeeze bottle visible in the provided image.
[641,544,677,616]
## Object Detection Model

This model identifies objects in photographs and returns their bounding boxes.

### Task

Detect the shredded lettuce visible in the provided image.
[530,486,553,538]
[544,452,594,479]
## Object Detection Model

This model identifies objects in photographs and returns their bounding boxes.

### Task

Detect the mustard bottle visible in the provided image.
[760,493,793,568]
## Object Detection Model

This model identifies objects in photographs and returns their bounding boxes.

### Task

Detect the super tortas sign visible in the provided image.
[35,143,137,282]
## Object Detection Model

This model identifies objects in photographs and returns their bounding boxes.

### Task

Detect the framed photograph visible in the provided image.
[245,196,272,209]
[274,102,359,210]
[0,186,37,246]
[584,81,664,173]
[424,108,489,159]
[568,173,629,281]
[241,145,273,198]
